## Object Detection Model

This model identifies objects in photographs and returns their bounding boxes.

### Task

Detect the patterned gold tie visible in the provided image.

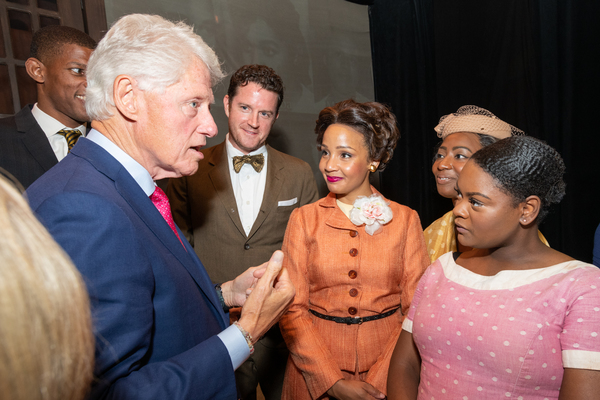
[57,129,82,151]
[232,154,265,173]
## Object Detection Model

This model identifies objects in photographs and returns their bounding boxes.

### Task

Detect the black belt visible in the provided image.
[309,307,400,325]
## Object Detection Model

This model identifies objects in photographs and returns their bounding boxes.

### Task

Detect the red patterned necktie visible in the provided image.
[150,186,185,249]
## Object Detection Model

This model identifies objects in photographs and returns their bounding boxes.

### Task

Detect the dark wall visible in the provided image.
[369,0,600,262]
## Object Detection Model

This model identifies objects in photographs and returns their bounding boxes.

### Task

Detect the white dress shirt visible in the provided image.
[226,133,268,236]
[87,129,250,370]
[31,103,86,161]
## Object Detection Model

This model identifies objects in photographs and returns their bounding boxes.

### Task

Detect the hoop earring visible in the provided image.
[369,165,377,172]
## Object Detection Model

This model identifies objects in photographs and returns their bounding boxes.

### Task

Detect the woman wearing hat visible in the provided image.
[425,105,548,262]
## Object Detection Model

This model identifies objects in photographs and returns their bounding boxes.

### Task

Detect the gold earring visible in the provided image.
[369,165,377,172]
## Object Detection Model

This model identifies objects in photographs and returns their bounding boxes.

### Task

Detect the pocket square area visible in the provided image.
[278,198,298,207]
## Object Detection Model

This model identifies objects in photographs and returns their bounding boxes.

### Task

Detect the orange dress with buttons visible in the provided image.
[279,190,430,399]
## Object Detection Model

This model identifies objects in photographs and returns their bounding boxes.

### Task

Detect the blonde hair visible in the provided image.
[0,176,94,400]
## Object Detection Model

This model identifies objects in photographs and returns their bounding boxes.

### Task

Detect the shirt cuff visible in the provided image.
[562,349,600,370]
[217,324,251,370]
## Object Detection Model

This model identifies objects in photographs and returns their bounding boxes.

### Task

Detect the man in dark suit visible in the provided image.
[0,25,96,189]
[26,14,294,400]
[167,65,318,400]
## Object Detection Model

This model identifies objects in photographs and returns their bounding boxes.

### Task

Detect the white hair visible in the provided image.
[86,14,225,121]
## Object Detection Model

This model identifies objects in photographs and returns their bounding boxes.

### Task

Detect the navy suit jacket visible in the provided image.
[0,105,58,189]
[27,138,237,399]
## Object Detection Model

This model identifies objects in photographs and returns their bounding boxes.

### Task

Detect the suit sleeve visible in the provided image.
[364,209,430,393]
[279,208,344,398]
[33,192,236,400]
[166,176,195,245]
[297,162,319,206]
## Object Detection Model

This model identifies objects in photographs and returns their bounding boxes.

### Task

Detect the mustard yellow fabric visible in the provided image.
[425,211,550,263]
[424,211,458,263]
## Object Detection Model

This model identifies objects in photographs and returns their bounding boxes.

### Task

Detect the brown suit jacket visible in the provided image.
[279,191,430,399]
[167,141,319,283]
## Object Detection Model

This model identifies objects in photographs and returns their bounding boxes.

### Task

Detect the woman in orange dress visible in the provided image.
[279,99,430,400]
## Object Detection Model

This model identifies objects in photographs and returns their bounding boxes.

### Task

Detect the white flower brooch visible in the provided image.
[349,194,393,235]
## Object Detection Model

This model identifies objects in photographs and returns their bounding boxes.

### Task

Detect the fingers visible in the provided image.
[330,380,386,400]
[272,267,295,303]
[362,383,385,399]
[238,250,293,340]
[255,250,284,290]
[273,260,291,288]
[252,261,269,279]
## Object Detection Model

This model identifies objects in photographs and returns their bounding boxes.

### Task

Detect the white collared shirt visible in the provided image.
[86,129,249,371]
[226,134,268,236]
[31,103,87,161]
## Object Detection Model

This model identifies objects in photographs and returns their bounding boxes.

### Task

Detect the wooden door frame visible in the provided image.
[0,0,107,117]
[83,0,107,42]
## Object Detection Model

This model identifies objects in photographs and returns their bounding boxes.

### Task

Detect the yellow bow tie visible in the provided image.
[232,154,265,173]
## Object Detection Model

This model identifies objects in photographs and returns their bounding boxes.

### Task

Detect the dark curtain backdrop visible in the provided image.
[368,0,600,262]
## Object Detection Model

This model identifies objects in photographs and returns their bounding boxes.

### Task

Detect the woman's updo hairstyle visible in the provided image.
[471,136,566,223]
[315,99,399,171]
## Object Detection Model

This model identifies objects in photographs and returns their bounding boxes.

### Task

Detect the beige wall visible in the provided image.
[105,0,375,195]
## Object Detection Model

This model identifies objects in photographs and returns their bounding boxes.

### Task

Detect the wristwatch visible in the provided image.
[215,284,231,313]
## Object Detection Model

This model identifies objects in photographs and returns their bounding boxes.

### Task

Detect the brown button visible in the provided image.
[348,307,357,315]
[349,248,358,257]
[348,270,357,279]
[349,230,358,238]
[244,244,250,250]
[349,288,358,297]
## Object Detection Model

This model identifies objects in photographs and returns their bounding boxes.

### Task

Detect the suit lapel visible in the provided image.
[75,140,226,326]
[207,142,246,237]
[248,146,283,239]
[322,194,358,231]
[16,106,58,171]
[117,173,226,326]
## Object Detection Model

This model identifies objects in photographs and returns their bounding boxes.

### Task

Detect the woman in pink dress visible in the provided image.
[388,136,600,399]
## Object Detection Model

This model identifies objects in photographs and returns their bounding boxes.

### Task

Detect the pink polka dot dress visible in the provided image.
[403,252,600,399]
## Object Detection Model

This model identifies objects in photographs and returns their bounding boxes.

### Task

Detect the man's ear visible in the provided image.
[113,75,139,121]
[25,57,45,84]
[223,95,230,118]
[519,195,541,226]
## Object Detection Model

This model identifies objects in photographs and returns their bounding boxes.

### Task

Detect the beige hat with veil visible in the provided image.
[434,105,525,139]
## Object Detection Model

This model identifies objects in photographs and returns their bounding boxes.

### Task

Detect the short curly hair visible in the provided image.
[30,25,96,64]
[471,136,566,223]
[315,99,399,171]
[227,65,284,114]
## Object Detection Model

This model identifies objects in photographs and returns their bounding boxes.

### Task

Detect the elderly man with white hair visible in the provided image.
[27,14,295,400]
